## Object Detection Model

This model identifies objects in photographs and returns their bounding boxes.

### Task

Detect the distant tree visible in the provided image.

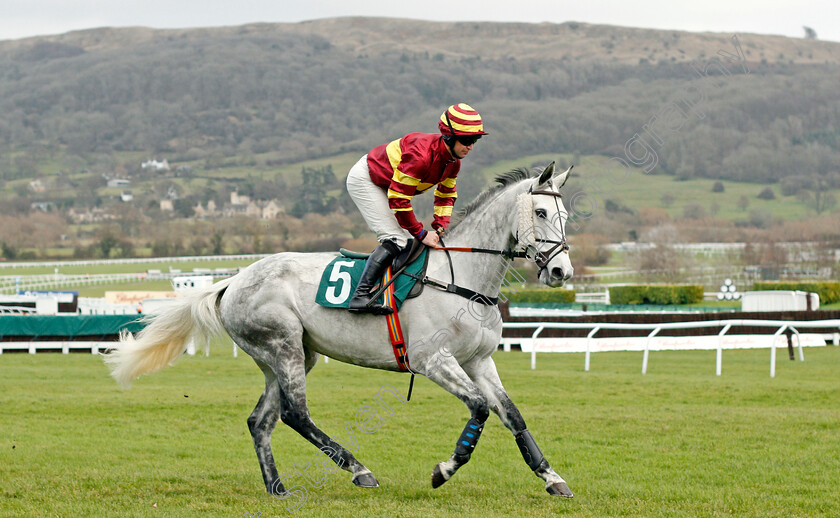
[605,199,634,214]
[738,195,750,211]
[757,187,776,200]
[637,225,686,283]
[712,181,725,193]
[660,192,675,207]
[1,241,17,260]
[211,231,224,255]
[803,26,817,39]
[800,177,838,214]
[98,233,119,258]
[682,203,707,219]
[569,233,611,268]
[115,239,135,258]
[780,175,810,196]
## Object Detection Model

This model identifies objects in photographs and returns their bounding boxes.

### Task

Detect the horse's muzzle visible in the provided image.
[540,265,574,287]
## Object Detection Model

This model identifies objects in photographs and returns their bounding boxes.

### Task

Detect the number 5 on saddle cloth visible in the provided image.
[316,244,428,375]
[315,246,429,311]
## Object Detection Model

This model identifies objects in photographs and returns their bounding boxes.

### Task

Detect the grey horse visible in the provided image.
[106,162,575,498]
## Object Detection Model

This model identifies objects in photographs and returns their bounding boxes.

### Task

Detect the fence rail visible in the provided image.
[0,254,269,270]
[502,318,840,377]
[0,273,147,294]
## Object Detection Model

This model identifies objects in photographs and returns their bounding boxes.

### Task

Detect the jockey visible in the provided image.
[345,103,488,315]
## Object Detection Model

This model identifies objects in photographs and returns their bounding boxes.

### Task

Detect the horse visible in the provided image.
[105,161,575,499]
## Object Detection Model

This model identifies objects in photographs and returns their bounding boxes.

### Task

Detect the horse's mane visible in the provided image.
[449,166,537,230]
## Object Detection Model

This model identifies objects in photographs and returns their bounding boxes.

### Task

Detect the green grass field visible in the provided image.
[480,153,839,221]
[2,346,838,517]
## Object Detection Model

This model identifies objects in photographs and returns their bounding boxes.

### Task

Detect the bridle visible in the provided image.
[524,185,570,278]
[408,181,572,307]
[433,183,571,276]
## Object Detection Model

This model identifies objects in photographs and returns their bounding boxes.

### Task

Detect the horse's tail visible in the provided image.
[104,276,235,388]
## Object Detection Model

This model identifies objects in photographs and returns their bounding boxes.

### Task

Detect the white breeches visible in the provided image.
[346,154,412,247]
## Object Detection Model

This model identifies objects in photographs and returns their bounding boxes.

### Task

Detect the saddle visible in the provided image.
[315,240,429,310]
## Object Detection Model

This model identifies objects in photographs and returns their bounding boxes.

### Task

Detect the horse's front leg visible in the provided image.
[418,353,490,488]
[464,356,574,497]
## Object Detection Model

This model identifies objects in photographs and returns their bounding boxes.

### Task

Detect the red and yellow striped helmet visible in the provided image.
[438,103,488,136]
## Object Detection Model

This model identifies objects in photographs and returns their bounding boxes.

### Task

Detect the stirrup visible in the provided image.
[348,298,393,315]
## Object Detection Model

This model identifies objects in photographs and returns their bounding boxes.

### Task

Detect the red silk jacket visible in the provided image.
[366,133,459,239]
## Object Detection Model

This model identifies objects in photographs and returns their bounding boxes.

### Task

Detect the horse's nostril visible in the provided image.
[551,267,564,279]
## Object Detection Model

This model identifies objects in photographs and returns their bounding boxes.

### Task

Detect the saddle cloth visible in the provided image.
[315,248,428,310]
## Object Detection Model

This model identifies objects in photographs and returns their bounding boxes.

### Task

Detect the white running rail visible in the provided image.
[503,319,840,377]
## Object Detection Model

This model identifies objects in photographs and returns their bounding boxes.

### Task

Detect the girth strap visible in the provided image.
[414,274,499,306]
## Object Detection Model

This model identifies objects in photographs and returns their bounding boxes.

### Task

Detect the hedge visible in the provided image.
[609,285,704,305]
[752,281,840,305]
[501,288,576,304]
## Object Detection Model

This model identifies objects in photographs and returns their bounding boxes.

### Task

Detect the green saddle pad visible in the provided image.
[315,249,427,310]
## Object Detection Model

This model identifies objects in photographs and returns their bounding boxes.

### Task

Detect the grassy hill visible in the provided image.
[1,17,839,183]
[1,18,839,260]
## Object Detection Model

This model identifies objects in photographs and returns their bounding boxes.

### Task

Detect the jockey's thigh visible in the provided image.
[346,154,411,247]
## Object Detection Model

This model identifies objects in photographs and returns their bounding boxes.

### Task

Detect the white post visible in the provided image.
[530,325,545,370]
[232,340,238,358]
[771,325,787,378]
[791,327,803,362]
[716,323,732,376]
[585,326,600,372]
[642,327,660,374]
[833,332,839,346]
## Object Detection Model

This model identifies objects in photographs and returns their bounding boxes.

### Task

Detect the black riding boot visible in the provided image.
[348,240,401,315]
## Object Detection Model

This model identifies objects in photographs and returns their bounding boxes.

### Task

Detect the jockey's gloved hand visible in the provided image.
[421,231,440,248]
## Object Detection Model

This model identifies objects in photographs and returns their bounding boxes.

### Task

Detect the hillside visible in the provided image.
[1,18,839,179]
[4,18,840,64]
[1,18,839,262]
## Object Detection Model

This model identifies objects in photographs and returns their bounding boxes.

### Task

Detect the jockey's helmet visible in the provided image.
[439,103,488,137]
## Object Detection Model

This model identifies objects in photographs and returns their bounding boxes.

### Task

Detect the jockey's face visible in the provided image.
[451,140,474,159]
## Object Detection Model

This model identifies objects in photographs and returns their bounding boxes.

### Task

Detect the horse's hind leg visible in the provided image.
[244,345,320,495]
[247,360,286,495]
[419,354,491,488]
[464,357,573,498]
[266,333,379,489]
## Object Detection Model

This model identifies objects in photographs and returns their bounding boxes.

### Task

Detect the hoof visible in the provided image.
[546,481,574,498]
[352,472,379,488]
[431,464,447,489]
[268,480,287,496]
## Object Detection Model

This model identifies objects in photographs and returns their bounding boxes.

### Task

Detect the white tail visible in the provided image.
[104,277,234,388]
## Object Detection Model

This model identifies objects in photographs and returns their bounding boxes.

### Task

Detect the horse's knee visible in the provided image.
[469,396,490,423]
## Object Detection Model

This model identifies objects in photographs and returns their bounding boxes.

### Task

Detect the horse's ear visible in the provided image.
[537,162,555,186]
[554,165,573,190]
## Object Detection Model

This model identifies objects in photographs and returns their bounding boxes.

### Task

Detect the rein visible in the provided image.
[432,245,529,260]
[395,182,571,307]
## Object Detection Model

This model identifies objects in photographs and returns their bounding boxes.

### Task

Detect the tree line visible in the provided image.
[1,26,838,188]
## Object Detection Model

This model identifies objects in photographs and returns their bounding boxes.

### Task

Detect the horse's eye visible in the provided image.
[535,209,547,219]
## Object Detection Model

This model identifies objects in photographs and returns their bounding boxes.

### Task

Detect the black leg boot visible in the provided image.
[348,240,401,315]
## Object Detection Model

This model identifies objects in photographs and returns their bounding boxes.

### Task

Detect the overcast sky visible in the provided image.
[1,0,837,43]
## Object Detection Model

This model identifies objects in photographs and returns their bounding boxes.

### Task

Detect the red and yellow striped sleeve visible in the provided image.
[384,139,426,237]
[432,173,458,230]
